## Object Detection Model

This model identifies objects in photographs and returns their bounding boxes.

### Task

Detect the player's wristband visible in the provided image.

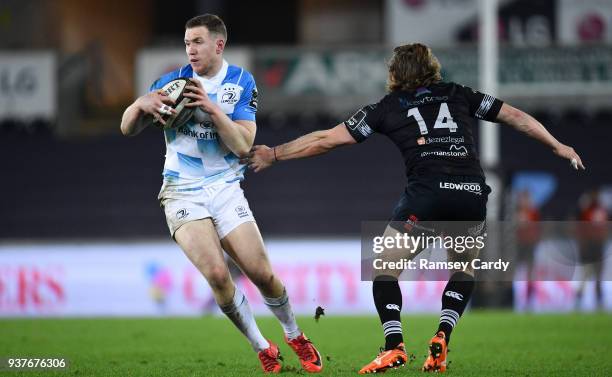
[273,147,278,162]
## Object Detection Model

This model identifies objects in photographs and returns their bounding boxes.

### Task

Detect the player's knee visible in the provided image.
[206,266,232,291]
[251,271,275,290]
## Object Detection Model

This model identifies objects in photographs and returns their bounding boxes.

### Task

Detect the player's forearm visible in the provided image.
[275,130,334,161]
[497,104,560,151]
[120,102,151,137]
[517,116,561,151]
[210,109,254,157]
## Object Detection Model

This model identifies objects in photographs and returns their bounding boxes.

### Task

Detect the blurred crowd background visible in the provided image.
[0,0,610,315]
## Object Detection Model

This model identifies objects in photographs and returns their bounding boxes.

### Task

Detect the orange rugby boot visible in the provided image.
[258,341,282,373]
[285,333,323,373]
[422,331,447,372]
[358,343,407,374]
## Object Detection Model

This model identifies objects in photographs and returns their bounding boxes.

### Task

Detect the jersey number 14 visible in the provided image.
[407,102,458,135]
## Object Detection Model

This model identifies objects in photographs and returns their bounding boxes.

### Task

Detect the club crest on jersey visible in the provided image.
[220,84,241,106]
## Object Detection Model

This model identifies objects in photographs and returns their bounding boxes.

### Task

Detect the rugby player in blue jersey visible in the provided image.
[120,14,321,374]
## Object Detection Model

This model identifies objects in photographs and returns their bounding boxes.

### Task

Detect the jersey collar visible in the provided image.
[192,59,228,93]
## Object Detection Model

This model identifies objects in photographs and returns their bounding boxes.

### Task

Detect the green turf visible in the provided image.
[0,311,610,376]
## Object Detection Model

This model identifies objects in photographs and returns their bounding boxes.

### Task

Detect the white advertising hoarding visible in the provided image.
[1,240,608,317]
[0,240,444,317]
[385,0,481,47]
[558,0,612,45]
[0,51,56,120]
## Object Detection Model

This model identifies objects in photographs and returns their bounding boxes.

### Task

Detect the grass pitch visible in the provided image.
[0,311,610,376]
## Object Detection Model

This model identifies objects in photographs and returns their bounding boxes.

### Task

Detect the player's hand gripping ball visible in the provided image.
[153,78,196,129]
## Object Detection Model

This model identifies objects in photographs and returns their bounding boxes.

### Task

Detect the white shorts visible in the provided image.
[160,181,255,239]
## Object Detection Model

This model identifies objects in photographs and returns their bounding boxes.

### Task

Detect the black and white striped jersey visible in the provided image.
[343,82,503,178]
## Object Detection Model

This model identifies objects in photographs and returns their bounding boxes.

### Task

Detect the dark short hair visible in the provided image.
[387,43,442,92]
[185,14,227,40]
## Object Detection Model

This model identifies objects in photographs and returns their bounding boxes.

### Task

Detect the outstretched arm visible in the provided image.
[496,103,585,170]
[247,123,357,172]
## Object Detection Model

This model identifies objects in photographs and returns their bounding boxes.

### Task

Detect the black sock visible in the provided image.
[373,275,403,350]
[438,271,475,345]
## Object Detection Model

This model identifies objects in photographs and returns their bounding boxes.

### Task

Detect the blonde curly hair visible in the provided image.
[387,43,442,92]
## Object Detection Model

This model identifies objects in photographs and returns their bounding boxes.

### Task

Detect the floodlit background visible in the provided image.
[0,0,611,317]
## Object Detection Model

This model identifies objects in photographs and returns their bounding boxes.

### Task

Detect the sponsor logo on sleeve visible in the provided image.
[248,88,258,109]
[345,108,373,138]
[475,94,495,119]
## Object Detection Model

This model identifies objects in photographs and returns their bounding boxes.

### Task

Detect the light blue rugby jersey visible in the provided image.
[150,60,257,190]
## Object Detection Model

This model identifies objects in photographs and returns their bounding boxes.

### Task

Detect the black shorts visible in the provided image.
[389,174,491,236]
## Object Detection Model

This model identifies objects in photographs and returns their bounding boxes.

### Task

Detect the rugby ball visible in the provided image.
[154,78,196,129]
